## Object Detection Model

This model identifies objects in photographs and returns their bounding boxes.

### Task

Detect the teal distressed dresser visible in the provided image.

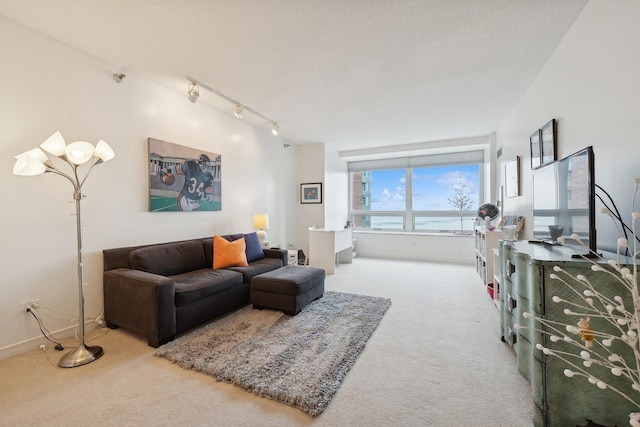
[499,240,638,427]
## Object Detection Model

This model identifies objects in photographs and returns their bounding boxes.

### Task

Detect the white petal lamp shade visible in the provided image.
[65,141,95,165]
[94,140,115,163]
[15,147,49,164]
[253,213,270,242]
[40,131,67,156]
[13,154,46,176]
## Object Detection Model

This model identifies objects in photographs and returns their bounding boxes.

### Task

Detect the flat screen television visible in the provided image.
[532,146,596,255]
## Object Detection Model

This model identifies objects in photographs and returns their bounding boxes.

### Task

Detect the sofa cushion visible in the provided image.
[201,237,214,268]
[129,241,207,276]
[226,257,284,283]
[171,268,243,306]
[202,235,243,267]
[213,235,249,269]
[244,232,265,263]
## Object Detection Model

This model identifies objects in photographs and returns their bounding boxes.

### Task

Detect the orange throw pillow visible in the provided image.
[213,235,249,269]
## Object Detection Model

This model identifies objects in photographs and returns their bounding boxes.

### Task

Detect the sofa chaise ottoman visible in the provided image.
[250,265,325,315]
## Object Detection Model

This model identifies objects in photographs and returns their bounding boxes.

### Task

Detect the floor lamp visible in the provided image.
[13,131,115,368]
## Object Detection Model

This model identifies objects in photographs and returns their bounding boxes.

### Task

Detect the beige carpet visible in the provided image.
[0,258,533,426]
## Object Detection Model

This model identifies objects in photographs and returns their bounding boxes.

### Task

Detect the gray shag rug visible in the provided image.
[156,291,391,416]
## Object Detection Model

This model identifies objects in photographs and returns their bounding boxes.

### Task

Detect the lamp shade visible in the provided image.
[94,140,115,162]
[65,141,94,165]
[40,131,67,156]
[12,154,46,176]
[15,147,49,164]
[253,213,270,230]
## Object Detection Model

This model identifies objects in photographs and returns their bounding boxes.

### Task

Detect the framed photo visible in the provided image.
[505,156,520,198]
[530,129,542,169]
[540,118,557,166]
[300,182,322,204]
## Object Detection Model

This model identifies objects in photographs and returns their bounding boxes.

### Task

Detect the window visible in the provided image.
[349,151,483,234]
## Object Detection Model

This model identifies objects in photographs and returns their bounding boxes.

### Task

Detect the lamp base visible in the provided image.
[58,343,104,368]
[256,229,268,242]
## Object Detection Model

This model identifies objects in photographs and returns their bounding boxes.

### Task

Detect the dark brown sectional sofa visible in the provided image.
[102,234,287,347]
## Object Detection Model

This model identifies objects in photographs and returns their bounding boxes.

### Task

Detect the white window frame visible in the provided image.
[348,150,485,233]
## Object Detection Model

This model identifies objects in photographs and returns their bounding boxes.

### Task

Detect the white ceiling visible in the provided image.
[0,0,588,152]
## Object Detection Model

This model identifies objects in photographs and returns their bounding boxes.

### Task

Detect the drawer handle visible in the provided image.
[507,326,518,347]
[506,293,517,313]
[505,260,516,277]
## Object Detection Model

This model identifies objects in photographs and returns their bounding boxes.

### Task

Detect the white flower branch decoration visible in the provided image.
[515,178,640,426]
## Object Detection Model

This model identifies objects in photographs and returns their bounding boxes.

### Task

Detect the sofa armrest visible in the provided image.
[263,248,288,266]
[103,268,176,347]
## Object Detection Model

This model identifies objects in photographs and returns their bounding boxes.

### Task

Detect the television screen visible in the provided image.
[532,146,596,254]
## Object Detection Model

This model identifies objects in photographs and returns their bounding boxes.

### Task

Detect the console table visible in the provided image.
[499,241,637,426]
[308,227,353,275]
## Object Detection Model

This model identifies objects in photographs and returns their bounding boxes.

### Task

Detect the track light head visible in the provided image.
[185,77,279,134]
[187,81,200,103]
[234,104,243,119]
[112,73,126,83]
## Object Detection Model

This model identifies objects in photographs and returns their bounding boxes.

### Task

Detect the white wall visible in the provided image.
[0,17,297,355]
[323,147,350,229]
[354,232,474,264]
[497,0,640,253]
[295,144,325,256]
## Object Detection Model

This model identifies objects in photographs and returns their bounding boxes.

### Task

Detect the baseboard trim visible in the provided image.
[0,321,101,361]
[356,253,474,265]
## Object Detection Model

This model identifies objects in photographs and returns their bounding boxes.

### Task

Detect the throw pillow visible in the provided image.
[244,232,265,263]
[222,233,244,242]
[213,235,249,269]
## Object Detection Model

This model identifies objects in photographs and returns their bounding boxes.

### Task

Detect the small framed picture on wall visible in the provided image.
[505,156,520,198]
[530,129,542,169]
[540,118,557,166]
[300,182,322,204]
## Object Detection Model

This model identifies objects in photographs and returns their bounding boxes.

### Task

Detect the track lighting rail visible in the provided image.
[186,77,279,135]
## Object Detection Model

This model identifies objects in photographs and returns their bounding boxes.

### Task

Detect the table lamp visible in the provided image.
[253,213,270,242]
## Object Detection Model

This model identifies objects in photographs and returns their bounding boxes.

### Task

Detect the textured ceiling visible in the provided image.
[0,0,588,151]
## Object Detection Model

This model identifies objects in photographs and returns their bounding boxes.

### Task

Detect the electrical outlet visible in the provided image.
[21,299,41,312]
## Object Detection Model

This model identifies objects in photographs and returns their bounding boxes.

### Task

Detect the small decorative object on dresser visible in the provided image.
[498,215,524,241]
[477,203,500,227]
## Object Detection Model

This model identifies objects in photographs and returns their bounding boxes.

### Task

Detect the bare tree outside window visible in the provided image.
[448,179,474,231]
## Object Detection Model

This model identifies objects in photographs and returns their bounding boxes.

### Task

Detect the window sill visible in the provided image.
[352,230,474,237]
